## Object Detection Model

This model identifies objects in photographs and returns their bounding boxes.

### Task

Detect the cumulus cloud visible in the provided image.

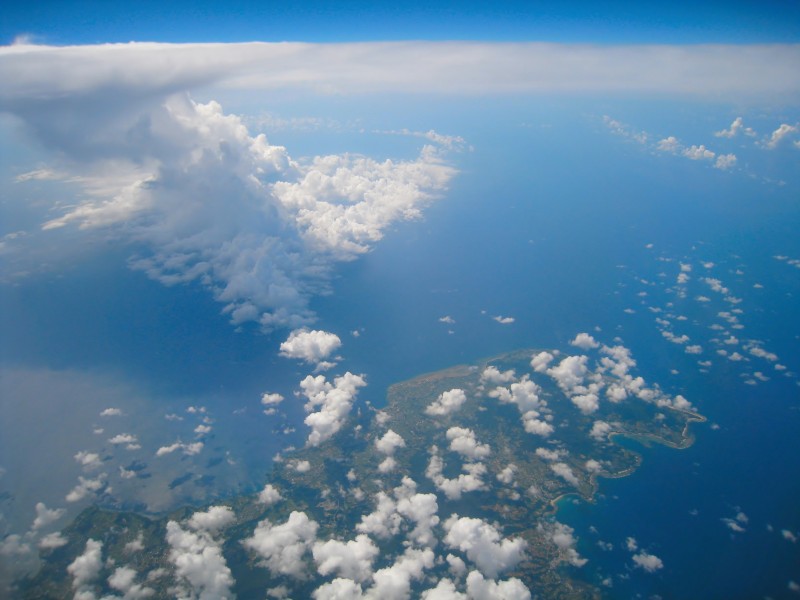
[375,429,407,456]
[443,515,527,579]
[66,474,107,503]
[258,484,283,506]
[547,355,588,393]
[426,447,488,500]
[426,388,468,417]
[280,329,342,364]
[100,407,123,417]
[39,532,69,550]
[480,367,516,385]
[492,316,515,324]
[187,506,235,534]
[243,511,319,579]
[683,144,715,160]
[6,82,455,330]
[67,539,103,599]
[465,570,531,600]
[446,427,491,460]
[632,551,664,572]
[571,333,599,350]
[530,351,554,373]
[549,462,580,487]
[107,565,156,599]
[589,420,613,441]
[764,123,798,149]
[544,522,587,567]
[715,117,755,138]
[166,520,235,599]
[313,534,379,583]
[299,371,367,446]
[155,441,204,457]
[714,154,737,170]
[32,502,66,530]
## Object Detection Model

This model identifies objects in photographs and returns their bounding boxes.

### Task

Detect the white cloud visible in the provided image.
[465,570,531,600]
[496,464,517,485]
[589,420,612,441]
[571,333,599,350]
[492,316,515,324]
[480,367,516,385]
[714,153,737,170]
[299,371,367,446]
[107,565,156,599]
[356,492,402,540]
[443,515,527,579]
[313,534,379,583]
[280,329,342,364]
[657,136,681,153]
[426,447,487,500]
[261,392,284,407]
[243,511,319,578]
[446,427,491,460]
[39,532,69,550]
[4,43,798,100]
[764,123,798,149]
[108,433,138,446]
[571,393,599,415]
[67,539,103,599]
[426,388,468,417]
[155,441,204,456]
[530,351,554,373]
[375,429,407,456]
[421,578,467,599]
[32,502,66,530]
[715,117,755,138]
[187,506,235,534]
[683,144,715,160]
[258,484,283,506]
[100,407,123,417]
[632,551,664,572]
[685,345,703,355]
[547,522,587,567]
[166,520,235,599]
[549,462,580,487]
[547,355,588,393]
[439,316,456,324]
[66,474,107,503]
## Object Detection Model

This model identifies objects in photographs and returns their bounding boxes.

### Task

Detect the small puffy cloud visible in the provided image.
[585,459,602,473]
[280,329,342,364]
[66,474,107,503]
[108,433,138,446]
[375,430,407,456]
[426,388,468,417]
[124,534,145,553]
[443,515,527,579]
[100,408,123,417]
[421,578,466,599]
[261,392,284,407]
[439,316,456,324]
[166,520,235,599]
[446,427,491,460]
[187,505,235,534]
[548,522,587,567]
[685,345,703,355]
[312,534,379,583]
[67,539,103,598]
[782,530,798,543]
[683,144,715,160]
[530,351,554,373]
[571,393,599,415]
[492,316,515,324]
[425,448,487,500]
[632,551,664,572]
[547,355,588,393]
[243,511,319,578]
[496,464,517,485]
[292,460,312,473]
[764,123,798,149]
[714,154,737,170]
[32,502,66,530]
[378,457,398,473]
[657,136,680,152]
[107,566,156,599]
[571,333,599,350]
[299,372,367,446]
[76,449,102,470]
[465,570,531,600]
[155,441,204,457]
[480,367,516,385]
[715,117,755,138]
[550,462,579,487]
[369,547,435,599]
[258,484,283,506]
[589,420,612,442]
[39,532,69,550]
[356,492,402,540]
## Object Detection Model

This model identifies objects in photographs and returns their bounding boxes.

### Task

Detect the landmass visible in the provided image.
[19,341,704,599]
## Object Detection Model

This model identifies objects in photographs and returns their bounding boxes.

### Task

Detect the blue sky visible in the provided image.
[3,0,800,45]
